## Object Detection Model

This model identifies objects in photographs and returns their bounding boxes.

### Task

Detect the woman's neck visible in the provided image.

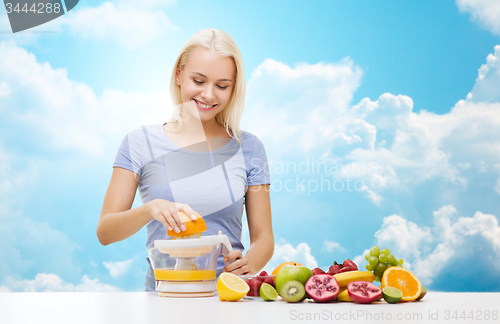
[165,113,231,151]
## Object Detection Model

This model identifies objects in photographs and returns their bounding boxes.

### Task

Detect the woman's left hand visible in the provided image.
[222,250,252,275]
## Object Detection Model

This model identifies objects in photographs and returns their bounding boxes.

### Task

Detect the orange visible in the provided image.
[381,267,422,302]
[167,211,206,238]
[271,261,302,276]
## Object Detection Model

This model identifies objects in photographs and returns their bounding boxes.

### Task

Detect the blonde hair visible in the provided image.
[168,28,246,144]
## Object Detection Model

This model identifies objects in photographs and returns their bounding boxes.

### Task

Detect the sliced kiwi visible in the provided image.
[280,280,305,303]
[416,286,427,300]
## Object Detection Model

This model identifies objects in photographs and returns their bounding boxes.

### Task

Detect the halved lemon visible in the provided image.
[381,267,422,302]
[217,273,250,301]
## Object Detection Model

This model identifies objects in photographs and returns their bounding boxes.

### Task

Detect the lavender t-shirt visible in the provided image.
[113,124,270,291]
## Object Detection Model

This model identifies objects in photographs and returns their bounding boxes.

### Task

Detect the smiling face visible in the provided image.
[176,47,236,123]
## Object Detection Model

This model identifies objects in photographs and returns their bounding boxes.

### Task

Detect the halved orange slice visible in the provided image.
[381,267,422,302]
[167,211,206,238]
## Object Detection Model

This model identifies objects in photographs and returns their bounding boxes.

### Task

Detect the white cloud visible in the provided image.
[352,249,370,270]
[0,82,11,98]
[244,46,500,204]
[0,145,80,284]
[0,273,120,292]
[372,205,500,287]
[375,214,433,262]
[457,0,500,36]
[1,1,178,48]
[244,58,363,157]
[495,164,500,195]
[0,40,172,157]
[103,259,133,278]
[0,209,81,280]
[322,240,347,253]
[56,0,179,50]
[263,241,318,273]
[0,39,172,293]
[466,45,500,103]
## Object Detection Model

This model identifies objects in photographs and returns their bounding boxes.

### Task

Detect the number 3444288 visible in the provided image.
[5,2,62,14]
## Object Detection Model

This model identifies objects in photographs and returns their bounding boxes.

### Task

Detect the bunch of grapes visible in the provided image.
[364,246,404,282]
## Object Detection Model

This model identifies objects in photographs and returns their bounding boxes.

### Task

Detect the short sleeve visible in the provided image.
[113,127,144,176]
[246,136,271,186]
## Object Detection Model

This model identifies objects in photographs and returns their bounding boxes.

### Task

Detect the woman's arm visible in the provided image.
[97,167,196,245]
[223,184,274,274]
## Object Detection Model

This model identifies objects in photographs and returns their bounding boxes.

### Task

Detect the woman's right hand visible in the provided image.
[146,199,198,234]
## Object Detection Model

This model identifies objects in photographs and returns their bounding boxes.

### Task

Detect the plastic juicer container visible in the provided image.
[148,233,233,297]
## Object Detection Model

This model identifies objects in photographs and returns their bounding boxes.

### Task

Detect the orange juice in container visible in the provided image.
[147,212,232,297]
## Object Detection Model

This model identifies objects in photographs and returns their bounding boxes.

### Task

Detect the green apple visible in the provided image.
[276,265,313,296]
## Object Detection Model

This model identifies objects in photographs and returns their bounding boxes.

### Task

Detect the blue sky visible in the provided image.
[1,0,499,292]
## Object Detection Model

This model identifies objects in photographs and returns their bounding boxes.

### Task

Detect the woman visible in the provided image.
[97,28,274,291]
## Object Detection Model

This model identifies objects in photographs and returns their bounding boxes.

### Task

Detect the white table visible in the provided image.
[1,292,499,324]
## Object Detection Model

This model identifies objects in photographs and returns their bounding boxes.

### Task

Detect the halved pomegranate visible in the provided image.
[347,281,382,304]
[304,274,339,303]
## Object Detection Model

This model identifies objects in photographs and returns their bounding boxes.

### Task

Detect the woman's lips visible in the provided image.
[193,99,217,111]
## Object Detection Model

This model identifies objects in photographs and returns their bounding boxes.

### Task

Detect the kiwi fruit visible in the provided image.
[280,280,305,303]
[416,286,427,300]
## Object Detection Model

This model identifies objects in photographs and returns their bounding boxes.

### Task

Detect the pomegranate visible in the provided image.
[347,281,382,304]
[312,268,326,275]
[304,274,340,303]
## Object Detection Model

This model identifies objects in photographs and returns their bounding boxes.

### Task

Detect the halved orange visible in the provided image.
[271,261,302,276]
[381,267,422,302]
[167,211,206,238]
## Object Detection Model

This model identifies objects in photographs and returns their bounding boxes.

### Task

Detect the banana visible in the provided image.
[336,287,353,302]
[333,271,375,288]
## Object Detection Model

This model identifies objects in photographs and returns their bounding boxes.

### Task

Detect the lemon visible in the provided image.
[217,273,250,301]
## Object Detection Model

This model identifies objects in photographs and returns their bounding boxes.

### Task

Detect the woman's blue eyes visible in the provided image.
[193,79,228,89]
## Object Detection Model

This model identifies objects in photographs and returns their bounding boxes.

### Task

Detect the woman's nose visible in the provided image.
[201,84,215,102]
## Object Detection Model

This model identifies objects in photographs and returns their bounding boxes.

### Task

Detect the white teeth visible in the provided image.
[195,100,214,109]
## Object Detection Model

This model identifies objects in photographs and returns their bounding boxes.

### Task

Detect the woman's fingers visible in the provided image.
[223,249,242,263]
[162,210,181,233]
[223,259,250,275]
[176,203,198,221]
[149,200,202,232]
[171,206,188,232]
[154,212,172,231]
[222,250,247,273]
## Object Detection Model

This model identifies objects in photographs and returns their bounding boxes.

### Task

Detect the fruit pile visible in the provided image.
[274,259,379,303]
[364,246,404,282]
[217,253,427,304]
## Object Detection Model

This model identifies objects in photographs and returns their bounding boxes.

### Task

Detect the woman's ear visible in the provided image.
[175,66,181,86]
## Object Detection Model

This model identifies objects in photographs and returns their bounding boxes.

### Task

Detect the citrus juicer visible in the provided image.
[148,230,233,297]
